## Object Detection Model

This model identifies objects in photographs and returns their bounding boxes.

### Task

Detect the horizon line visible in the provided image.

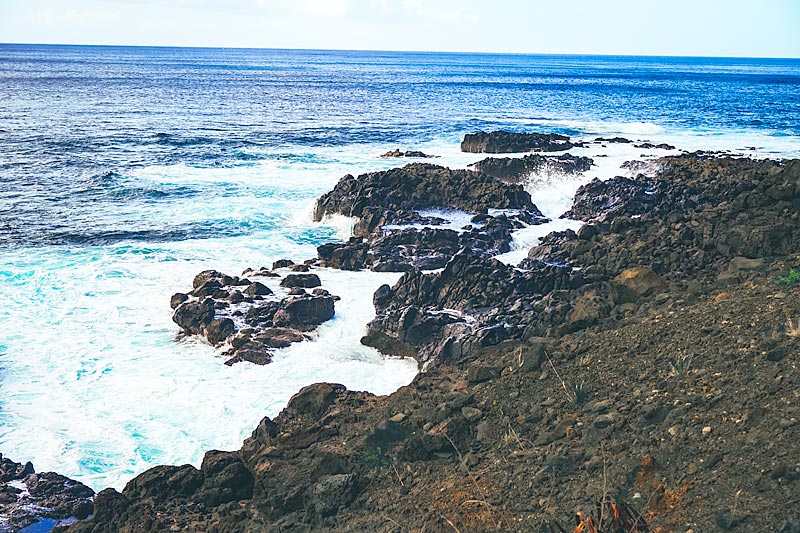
[2,41,799,61]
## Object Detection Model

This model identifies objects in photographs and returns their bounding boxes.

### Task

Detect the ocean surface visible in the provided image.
[1,44,799,491]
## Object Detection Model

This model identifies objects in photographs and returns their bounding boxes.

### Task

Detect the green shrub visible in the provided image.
[778,268,800,286]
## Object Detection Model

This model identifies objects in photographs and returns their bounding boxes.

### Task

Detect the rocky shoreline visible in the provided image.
[0,455,94,532]
[4,130,799,532]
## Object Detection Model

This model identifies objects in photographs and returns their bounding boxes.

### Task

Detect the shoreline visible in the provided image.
[6,132,793,532]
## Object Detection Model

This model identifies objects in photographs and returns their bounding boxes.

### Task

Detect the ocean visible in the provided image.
[1,44,799,491]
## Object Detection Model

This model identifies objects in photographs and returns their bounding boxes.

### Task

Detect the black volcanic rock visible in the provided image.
[313,163,536,232]
[280,273,322,289]
[595,136,633,143]
[172,298,215,334]
[461,130,574,153]
[380,149,436,158]
[171,269,337,364]
[363,249,586,363]
[562,176,666,222]
[312,162,548,271]
[535,155,800,283]
[273,296,335,327]
[0,455,95,530]
[469,153,594,182]
[317,238,373,270]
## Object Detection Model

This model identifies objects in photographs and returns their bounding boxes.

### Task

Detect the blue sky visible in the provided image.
[1,0,798,57]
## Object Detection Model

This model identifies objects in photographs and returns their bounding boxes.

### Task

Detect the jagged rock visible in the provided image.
[0,457,95,530]
[562,176,665,222]
[635,142,676,150]
[173,268,337,364]
[469,153,594,182]
[169,292,188,309]
[256,327,305,349]
[192,269,226,289]
[272,259,295,270]
[313,163,537,233]
[280,274,322,289]
[205,317,235,345]
[0,455,34,482]
[539,156,800,284]
[273,296,335,327]
[595,136,632,143]
[364,249,585,363]
[123,464,204,503]
[313,163,547,271]
[88,488,129,524]
[190,279,227,299]
[286,383,345,417]
[380,149,435,158]
[612,268,667,303]
[243,281,272,296]
[461,130,574,153]
[194,451,254,507]
[317,238,372,270]
[173,298,215,334]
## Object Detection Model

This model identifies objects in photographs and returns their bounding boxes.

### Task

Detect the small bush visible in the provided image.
[778,268,800,286]
[572,381,589,406]
[668,353,692,376]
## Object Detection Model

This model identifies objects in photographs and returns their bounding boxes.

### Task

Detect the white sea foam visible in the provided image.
[382,208,479,232]
[0,156,419,492]
[319,213,358,241]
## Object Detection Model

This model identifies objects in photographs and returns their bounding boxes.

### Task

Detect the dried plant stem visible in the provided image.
[545,350,575,403]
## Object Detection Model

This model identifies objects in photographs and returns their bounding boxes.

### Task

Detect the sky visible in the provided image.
[1,0,799,58]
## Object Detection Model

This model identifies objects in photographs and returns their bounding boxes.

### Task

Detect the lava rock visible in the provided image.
[280,274,322,289]
[461,131,574,153]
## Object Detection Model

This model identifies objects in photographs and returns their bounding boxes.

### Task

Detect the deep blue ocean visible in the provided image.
[1,44,799,491]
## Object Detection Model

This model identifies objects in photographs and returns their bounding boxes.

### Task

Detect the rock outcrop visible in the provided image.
[535,155,800,283]
[468,153,594,182]
[313,163,536,229]
[0,455,94,531]
[460,130,575,153]
[171,267,337,365]
[363,249,588,364]
[380,149,436,158]
[313,163,548,271]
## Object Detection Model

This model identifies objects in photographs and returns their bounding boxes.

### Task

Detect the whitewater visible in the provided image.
[1,45,799,491]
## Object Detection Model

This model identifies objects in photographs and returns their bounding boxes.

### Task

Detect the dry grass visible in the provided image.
[786,316,800,337]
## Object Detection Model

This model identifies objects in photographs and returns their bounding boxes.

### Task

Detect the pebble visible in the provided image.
[389,413,407,423]
[593,413,615,428]
[702,426,712,436]
[461,406,483,422]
